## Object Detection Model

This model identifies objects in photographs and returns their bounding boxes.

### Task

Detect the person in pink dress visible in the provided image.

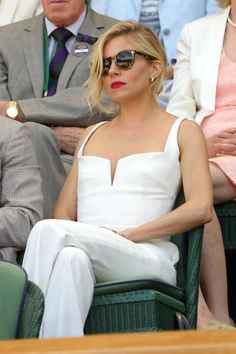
[168,0,235,329]
[201,49,236,191]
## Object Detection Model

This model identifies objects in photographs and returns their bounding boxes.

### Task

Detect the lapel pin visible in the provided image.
[73,43,89,56]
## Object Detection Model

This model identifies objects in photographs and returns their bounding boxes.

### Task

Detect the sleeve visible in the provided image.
[166,24,197,120]
[18,86,108,127]
[0,46,11,100]
[0,122,43,248]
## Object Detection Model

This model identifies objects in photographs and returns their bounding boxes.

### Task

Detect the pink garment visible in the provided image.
[201,50,236,186]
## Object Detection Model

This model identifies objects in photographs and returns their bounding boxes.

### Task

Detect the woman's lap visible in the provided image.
[23,219,178,288]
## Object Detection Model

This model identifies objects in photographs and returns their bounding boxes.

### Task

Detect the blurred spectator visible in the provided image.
[167,0,235,329]
[0,0,42,25]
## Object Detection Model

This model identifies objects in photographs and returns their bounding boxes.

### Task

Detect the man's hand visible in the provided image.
[53,126,85,155]
[207,128,236,158]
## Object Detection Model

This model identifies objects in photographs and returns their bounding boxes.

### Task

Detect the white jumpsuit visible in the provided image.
[23,118,184,338]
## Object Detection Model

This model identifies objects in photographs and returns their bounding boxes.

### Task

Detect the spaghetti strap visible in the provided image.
[164,117,186,152]
[78,121,109,156]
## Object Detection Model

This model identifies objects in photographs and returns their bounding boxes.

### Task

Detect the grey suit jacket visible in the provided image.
[0,118,43,262]
[0,9,117,126]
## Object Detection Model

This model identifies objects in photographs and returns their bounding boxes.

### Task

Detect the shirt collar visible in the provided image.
[45,7,87,37]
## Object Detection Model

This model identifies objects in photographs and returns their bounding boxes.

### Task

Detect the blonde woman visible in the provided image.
[23,21,212,338]
[168,0,236,329]
[91,0,220,108]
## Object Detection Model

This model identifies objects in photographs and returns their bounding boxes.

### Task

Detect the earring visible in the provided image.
[150,77,156,83]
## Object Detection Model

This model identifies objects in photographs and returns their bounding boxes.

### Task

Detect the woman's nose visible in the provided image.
[108,60,120,76]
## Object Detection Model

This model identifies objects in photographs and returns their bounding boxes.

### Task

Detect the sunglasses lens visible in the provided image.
[102,50,135,75]
[102,58,111,75]
[116,50,134,69]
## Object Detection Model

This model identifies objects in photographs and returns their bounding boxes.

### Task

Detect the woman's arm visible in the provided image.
[119,119,213,242]
[53,126,95,220]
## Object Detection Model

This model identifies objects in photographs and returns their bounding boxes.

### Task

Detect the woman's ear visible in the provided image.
[150,60,163,80]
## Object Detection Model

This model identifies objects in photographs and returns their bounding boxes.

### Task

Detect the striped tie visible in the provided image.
[48,28,73,96]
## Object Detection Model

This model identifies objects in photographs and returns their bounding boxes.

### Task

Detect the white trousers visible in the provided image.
[22,219,179,338]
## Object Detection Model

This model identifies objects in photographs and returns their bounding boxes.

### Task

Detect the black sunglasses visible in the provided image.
[102,49,155,76]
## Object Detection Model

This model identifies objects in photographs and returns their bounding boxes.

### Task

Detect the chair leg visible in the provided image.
[176,312,191,330]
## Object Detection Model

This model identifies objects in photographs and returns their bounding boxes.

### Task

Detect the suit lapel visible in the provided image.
[57,9,106,90]
[22,14,45,97]
[201,8,230,112]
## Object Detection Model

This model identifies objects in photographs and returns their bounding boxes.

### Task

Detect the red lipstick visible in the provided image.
[111,81,126,89]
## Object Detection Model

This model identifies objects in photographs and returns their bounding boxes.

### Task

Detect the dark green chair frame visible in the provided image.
[0,260,44,340]
[85,193,203,334]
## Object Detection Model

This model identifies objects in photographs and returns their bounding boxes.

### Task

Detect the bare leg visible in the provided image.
[210,164,236,204]
[199,209,230,327]
[198,164,235,328]
[198,288,218,329]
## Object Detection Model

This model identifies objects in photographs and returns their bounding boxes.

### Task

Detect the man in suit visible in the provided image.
[0,0,117,218]
[0,117,43,262]
[0,0,42,26]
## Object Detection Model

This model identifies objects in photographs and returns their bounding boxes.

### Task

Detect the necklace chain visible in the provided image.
[227,16,236,28]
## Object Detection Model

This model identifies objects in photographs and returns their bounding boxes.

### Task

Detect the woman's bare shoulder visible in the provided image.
[176,117,206,149]
[74,122,109,155]
[178,117,202,133]
[165,112,201,132]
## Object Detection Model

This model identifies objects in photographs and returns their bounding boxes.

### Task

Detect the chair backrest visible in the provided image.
[171,227,203,328]
[0,260,28,339]
[0,261,44,340]
[171,233,187,289]
[17,281,44,339]
[171,191,203,328]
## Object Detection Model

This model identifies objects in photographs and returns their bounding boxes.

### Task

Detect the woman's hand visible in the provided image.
[116,228,144,243]
[207,128,236,158]
[99,226,140,242]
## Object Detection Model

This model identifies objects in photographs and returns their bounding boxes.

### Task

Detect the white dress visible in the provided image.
[23,117,184,338]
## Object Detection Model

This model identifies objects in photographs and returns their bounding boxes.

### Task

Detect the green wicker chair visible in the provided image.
[84,193,203,334]
[0,260,44,340]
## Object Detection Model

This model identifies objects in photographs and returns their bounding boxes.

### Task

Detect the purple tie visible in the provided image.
[48,28,73,96]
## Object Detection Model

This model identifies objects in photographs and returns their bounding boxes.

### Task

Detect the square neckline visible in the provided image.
[78,117,184,187]
[79,117,184,158]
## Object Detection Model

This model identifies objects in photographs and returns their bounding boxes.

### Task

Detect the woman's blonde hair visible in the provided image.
[217,0,230,8]
[85,21,167,114]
